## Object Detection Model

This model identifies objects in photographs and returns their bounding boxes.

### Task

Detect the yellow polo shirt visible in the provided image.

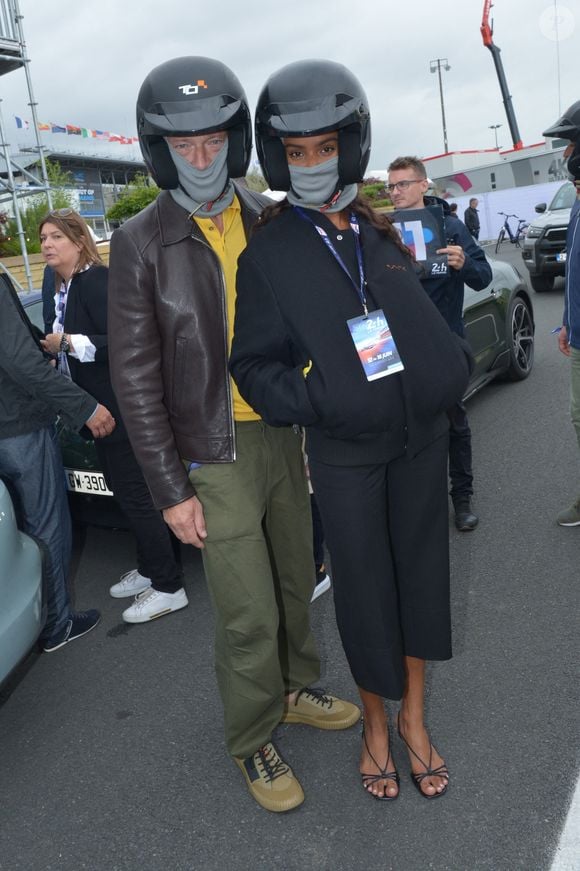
[194,195,260,422]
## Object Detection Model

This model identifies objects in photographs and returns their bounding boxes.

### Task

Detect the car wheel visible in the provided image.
[530,274,555,293]
[506,296,534,381]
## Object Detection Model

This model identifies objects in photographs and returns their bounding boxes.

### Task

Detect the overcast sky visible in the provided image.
[1,0,578,172]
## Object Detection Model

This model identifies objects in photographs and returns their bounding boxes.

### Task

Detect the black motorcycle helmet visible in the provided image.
[136,56,252,189]
[255,59,371,192]
[543,100,580,180]
[543,100,580,141]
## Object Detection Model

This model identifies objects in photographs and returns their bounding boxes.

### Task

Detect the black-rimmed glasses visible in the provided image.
[385,180,424,193]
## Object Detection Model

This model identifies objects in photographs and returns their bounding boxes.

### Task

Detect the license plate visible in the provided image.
[556,252,567,263]
[64,469,113,496]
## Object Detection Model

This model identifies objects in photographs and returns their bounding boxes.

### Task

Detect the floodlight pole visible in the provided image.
[489,123,502,149]
[430,57,451,153]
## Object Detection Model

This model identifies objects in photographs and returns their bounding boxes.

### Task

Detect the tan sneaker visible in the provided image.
[233,742,304,813]
[281,687,361,730]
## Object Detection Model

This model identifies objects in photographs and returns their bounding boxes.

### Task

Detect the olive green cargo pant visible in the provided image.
[570,346,580,451]
[189,421,320,759]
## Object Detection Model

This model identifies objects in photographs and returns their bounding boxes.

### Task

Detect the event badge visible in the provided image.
[392,205,449,279]
[346,309,405,382]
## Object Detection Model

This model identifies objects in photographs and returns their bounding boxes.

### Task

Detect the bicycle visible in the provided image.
[495,212,529,253]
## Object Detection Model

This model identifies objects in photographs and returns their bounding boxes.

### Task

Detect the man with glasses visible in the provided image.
[387,156,491,531]
[107,57,359,813]
[0,273,115,652]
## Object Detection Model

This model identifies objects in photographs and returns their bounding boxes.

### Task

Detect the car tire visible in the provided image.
[505,295,534,381]
[530,274,555,293]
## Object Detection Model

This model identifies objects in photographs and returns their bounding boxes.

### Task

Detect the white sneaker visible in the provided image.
[109,569,152,599]
[122,587,189,623]
[311,574,331,603]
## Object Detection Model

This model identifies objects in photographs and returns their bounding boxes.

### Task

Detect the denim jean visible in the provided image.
[0,426,71,640]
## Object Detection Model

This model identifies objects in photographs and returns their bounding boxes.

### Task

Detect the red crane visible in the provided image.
[481,1,523,150]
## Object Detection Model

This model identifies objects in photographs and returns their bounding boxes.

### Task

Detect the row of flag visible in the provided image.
[14,116,138,145]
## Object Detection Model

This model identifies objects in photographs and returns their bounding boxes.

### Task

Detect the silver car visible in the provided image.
[0,479,44,684]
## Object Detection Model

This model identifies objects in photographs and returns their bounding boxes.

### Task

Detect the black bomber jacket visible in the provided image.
[230,206,473,465]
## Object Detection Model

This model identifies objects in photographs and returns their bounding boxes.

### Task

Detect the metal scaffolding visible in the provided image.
[0,0,52,290]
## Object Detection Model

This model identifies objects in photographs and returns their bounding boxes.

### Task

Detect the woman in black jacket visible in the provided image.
[230,61,471,801]
[39,209,186,624]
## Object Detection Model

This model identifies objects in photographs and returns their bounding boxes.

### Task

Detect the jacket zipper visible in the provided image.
[189,232,236,461]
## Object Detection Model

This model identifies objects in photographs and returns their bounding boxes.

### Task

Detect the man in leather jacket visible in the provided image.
[107,57,359,813]
[0,273,114,652]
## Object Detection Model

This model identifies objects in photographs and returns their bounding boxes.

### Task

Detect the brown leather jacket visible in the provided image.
[108,184,267,510]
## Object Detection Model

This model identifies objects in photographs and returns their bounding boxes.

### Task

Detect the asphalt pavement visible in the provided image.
[1,245,578,871]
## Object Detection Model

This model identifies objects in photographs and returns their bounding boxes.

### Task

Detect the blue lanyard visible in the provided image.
[293,206,368,316]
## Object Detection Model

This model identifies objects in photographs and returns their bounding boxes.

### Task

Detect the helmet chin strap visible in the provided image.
[319,187,343,212]
[183,178,232,217]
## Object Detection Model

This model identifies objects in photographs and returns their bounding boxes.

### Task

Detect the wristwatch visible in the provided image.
[59,334,71,354]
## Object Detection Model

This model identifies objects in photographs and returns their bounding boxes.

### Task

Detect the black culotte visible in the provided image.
[309,433,451,700]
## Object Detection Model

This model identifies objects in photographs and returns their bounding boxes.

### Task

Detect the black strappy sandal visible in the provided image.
[397,713,449,800]
[360,723,400,801]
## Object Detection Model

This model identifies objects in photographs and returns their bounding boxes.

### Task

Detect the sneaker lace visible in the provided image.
[120,569,139,584]
[296,687,333,710]
[255,744,289,784]
[134,588,157,604]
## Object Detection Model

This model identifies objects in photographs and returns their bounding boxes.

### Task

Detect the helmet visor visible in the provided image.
[260,94,366,137]
[140,95,246,136]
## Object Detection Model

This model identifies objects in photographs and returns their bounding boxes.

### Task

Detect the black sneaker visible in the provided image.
[453,499,479,532]
[43,609,101,653]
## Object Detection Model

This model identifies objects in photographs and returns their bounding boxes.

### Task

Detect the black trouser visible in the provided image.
[310,493,325,572]
[95,438,183,593]
[447,401,473,502]
[310,435,451,700]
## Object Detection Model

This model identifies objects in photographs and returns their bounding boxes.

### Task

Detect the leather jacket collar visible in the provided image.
[156,183,265,247]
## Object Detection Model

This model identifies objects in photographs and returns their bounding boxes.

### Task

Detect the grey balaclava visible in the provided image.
[286,156,357,213]
[168,140,234,217]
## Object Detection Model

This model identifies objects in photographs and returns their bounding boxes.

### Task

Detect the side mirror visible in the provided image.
[535,203,547,213]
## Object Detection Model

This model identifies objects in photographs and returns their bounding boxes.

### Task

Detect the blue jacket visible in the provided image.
[418,196,492,336]
[563,196,580,348]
